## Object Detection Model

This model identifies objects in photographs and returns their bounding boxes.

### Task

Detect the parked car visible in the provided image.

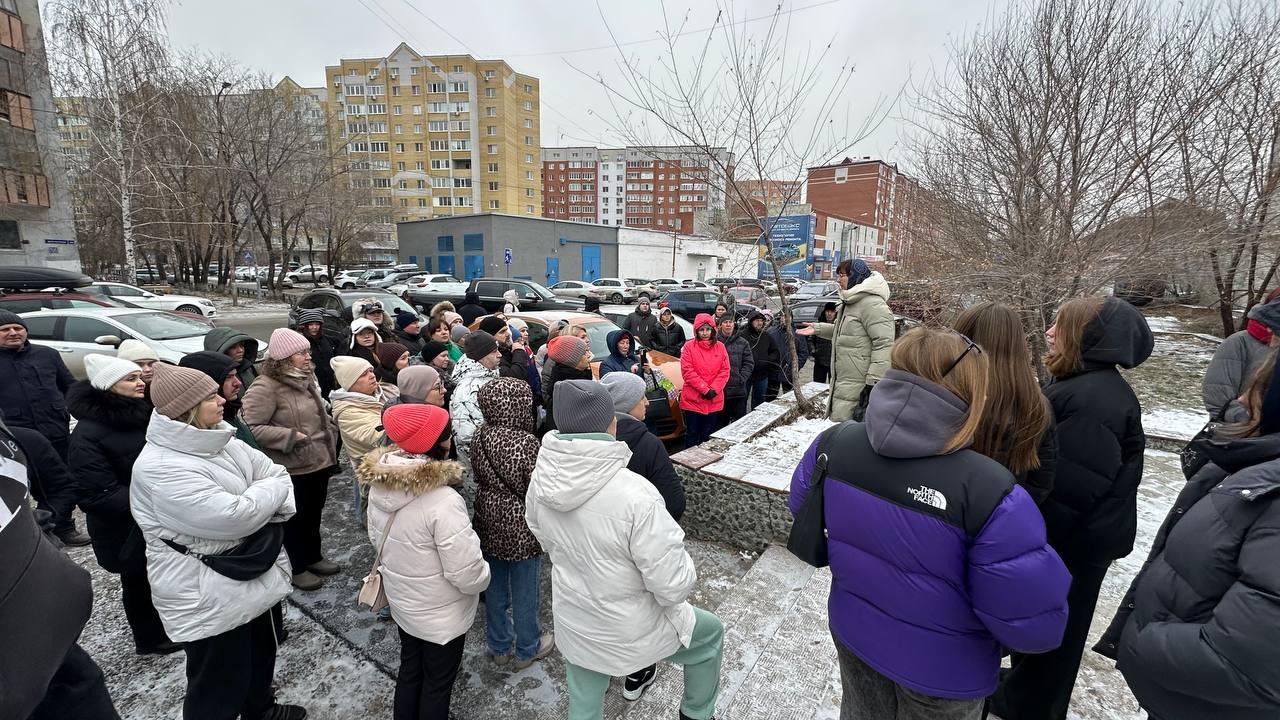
[481,310,686,442]
[791,281,839,299]
[368,270,424,289]
[285,265,332,285]
[785,297,921,338]
[18,308,229,379]
[658,288,758,323]
[83,282,218,319]
[0,266,200,324]
[403,274,468,294]
[354,267,400,287]
[548,280,595,300]
[623,278,659,301]
[650,278,685,293]
[332,269,364,289]
[406,277,583,314]
[725,286,778,312]
[287,288,424,337]
[678,278,714,289]
[589,278,640,304]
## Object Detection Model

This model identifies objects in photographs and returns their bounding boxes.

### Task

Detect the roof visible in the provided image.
[18,307,159,317]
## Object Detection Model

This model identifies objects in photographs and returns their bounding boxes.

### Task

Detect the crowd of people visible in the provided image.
[3,256,1280,720]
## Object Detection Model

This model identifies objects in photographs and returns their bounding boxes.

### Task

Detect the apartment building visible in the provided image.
[325,44,541,249]
[805,157,921,264]
[0,0,77,269]
[541,145,732,233]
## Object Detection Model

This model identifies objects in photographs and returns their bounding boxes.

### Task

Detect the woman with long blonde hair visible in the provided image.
[954,302,1055,504]
[790,327,1070,719]
[990,296,1152,720]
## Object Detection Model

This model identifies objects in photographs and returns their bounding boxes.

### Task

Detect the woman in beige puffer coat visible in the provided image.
[241,329,341,591]
[800,259,895,421]
[359,403,490,720]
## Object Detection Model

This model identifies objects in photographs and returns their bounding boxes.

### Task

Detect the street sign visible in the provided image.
[504,248,513,265]
[243,251,254,263]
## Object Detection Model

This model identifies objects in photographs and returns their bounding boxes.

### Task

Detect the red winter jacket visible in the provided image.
[679,313,731,415]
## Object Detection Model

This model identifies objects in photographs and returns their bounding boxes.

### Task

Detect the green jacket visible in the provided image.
[229,415,261,450]
[813,272,895,421]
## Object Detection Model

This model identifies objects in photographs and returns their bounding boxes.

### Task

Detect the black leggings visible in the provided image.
[394,628,466,720]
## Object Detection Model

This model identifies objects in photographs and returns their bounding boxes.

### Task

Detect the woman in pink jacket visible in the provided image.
[680,313,732,447]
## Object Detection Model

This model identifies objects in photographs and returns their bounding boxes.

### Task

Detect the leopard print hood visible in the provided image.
[477,377,534,432]
[356,446,465,495]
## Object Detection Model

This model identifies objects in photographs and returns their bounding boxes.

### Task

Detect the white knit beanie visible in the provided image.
[84,353,144,391]
[331,355,372,391]
[349,317,378,349]
[115,339,159,363]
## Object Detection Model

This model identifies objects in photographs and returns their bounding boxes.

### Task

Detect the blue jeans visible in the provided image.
[484,554,542,661]
[748,376,770,409]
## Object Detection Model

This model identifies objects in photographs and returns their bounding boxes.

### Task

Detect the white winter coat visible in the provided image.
[449,357,497,448]
[130,412,296,643]
[526,431,697,675]
[359,447,490,643]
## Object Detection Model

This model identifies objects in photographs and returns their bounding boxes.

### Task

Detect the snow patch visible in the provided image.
[1143,407,1206,441]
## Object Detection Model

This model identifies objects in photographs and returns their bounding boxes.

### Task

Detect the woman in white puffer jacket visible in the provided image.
[130,363,301,720]
[358,402,490,720]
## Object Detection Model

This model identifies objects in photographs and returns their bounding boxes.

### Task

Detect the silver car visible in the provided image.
[83,282,218,319]
[548,280,595,300]
[19,307,233,379]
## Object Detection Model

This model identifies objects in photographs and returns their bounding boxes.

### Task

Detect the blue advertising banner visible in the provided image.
[758,214,815,280]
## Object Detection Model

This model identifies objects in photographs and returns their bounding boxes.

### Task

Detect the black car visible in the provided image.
[658,289,757,323]
[287,288,424,335]
[785,297,920,338]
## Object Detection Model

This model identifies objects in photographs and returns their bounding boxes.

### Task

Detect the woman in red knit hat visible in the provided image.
[358,403,490,720]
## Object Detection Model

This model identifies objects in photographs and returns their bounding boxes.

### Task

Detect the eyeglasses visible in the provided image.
[942,333,983,377]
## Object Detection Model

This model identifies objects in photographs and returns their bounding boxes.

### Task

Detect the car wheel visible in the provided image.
[638,293,651,302]
[341,282,354,289]
[610,292,624,304]
[176,304,201,314]
[318,276,329,285]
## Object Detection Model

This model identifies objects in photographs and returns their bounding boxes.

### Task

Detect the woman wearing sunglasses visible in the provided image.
[989,296,1152,720]
[790,327,1069,719]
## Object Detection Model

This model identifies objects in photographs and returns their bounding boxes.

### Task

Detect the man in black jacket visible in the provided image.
[623,299,659,349]
[717,315,755,425]
[741,310,778,409]
[0,310,86,545]
[600,372,685,521]
[0,419,119,720]
[457,290,487,326]
[478,315,531,384]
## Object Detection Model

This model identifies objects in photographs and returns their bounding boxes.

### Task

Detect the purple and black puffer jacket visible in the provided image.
[790,369,1071,700]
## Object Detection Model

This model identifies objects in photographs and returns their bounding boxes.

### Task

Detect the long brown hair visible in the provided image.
[1221,349,1279,439]
[1045,297,1106,378]
[955,302,1050,475]
[891,327,990,454]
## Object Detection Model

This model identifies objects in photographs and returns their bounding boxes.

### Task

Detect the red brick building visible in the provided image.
[539,146,599,224]
[805,157,920,264]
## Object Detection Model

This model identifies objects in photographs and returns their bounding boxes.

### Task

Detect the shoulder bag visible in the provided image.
[787,422,848,567]
[358,509,400,612]
[162,522,285,582]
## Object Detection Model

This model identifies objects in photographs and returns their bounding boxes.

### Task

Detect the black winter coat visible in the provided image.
[741,322,779,381]
[652,320,686,357]
[718,332,755,399]
[1041,298,1153,563]
[498,345,531,383]
[614,413,686,521]
[1096,432,1280,720]
[306,330,343,398]
[392,327,426,357]
[623,310,659,350]
[0,421,93,720]
[0,342,74,441]
[457,293,487,327]
[767,323,810,385]
[66,382,150,574]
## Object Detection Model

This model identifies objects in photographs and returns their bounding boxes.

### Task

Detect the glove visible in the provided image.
[703,389,718,400]
[858,385,873,407]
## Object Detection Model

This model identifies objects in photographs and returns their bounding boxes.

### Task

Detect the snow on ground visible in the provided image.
[1143,315,1183,333]
[1124,318,1214,439]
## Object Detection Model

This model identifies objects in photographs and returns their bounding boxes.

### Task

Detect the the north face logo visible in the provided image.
[907,485,947,510]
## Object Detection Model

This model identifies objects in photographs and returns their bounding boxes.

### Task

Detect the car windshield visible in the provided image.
[114,311,210,340]
[728,288,753,300]
[576,319,624,358]
[343,292,419,318]
[524,281,555,300]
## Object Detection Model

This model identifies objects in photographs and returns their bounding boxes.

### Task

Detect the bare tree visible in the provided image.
[587,1,895,409]
[906,0,1242,368]
[47,0,170,284]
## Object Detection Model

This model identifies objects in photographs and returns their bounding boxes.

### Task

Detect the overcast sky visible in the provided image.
[166,0,994,165]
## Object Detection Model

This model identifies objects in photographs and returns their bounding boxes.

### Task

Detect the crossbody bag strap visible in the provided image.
[808,421,850,491]
[369,508,400,573]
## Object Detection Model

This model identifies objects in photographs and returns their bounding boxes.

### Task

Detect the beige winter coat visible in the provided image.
[812,272,895,421]
[330,386,394,466]
[240,366,339,475]
[358,447,490,644]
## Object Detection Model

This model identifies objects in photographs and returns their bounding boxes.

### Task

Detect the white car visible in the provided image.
[83,282,218,319]
[407,274,468,294]
[589,278,640,304]
[333,269,363,289]
[548,280,595,300]
[19,308,225,379]
[285,265,332,285]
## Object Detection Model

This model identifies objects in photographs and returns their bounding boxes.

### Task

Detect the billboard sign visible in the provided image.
[758,214,815,280]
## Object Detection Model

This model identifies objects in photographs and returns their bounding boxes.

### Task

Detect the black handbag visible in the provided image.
[1180,419,1220,481]
[642,366,672,422]
[787,423,846,567]
[162,523,286,581]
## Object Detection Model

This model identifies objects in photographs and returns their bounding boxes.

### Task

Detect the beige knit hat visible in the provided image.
[330,355,372,391]
[267,327,310,360]
[150,362,219,419]
[116,338,159,363]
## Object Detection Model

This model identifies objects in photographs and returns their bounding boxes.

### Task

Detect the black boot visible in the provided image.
[256,704,307,720]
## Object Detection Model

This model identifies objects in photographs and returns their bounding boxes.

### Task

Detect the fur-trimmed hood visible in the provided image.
[430,300,456,317]
[67,379,151,429]
[357,445,465,497]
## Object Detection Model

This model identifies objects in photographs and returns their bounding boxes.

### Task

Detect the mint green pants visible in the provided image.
[564,608,724,720]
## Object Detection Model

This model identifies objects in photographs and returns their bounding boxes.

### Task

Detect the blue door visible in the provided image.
[421,256,432,273]
[407,255,417,267]
[438,255,456,278]
[464,255,485,280]
[546,257,559,286]
[581,245,601,281]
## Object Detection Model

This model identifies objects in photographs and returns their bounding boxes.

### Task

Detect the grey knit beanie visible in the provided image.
[600,371,647,414]
[465,330,498,362]
[553,380,617,434]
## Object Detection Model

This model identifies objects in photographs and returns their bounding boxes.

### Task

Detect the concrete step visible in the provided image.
[625,544,822,719]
